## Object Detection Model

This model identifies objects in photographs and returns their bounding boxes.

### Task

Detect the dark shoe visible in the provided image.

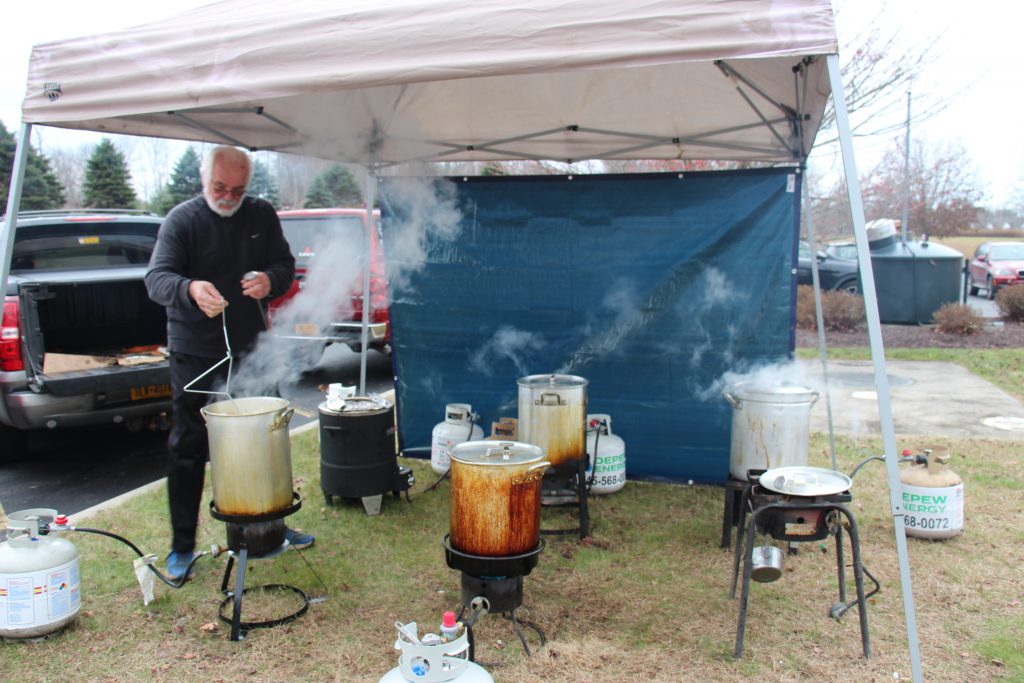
[285,527,315,550]
[166,551,196,580]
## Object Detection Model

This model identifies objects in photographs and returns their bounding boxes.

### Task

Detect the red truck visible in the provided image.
[269,208,390,356]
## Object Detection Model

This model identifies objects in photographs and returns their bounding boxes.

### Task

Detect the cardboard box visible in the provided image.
[487,417,518,440]
[42,352,117,373]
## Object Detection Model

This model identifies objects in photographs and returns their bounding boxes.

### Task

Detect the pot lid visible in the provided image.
[450,440,546,466]
[726,381,818,404]
[760,466,852,496]
[517,374,589,389]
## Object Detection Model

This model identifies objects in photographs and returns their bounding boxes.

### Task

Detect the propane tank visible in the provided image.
[585,414,626,494]
[379,618,494,683]
[0,509,81,640]
[431,404,483,475]
[900,446,964,540]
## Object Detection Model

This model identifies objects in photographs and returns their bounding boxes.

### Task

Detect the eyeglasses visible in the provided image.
[211,182,247,198]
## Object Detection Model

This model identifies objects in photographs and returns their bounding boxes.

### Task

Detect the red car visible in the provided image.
[968,241,1024,300]
[269,208,390,355]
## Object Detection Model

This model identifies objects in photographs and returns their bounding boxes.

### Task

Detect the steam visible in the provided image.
[555,277,648,375]
[695,359,821,403]
[378,175,463,292]
[222,172,465,396]
[469,326,546,378]
[675,266,739,369]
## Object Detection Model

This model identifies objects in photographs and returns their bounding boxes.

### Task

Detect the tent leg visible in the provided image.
[826,54,923,683]
[359,171,380,396]
[801,170,838,470]
[1,123,32,306]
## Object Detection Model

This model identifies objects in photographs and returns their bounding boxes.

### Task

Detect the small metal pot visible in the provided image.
[750,545,784,583]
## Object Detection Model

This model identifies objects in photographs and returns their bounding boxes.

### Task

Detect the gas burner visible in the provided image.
[209,494,312,641]
[442,535,546,655]
[728,472,875,661]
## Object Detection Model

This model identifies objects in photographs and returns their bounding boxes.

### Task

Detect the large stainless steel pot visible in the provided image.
[723,382,819,480]
[201,396,295,516]
[517,374,588,474]
[449,441,550,557]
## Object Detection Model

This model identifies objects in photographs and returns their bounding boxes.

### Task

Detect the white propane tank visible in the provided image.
[379,619,494,683]
[0,509,81,640]
[901,446,964,540]
[431,404,483,475]
[585,414,626,494]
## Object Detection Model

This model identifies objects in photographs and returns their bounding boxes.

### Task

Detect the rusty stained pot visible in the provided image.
[449,440,550,557]
[201,396,295,516]
[517,374,588,475]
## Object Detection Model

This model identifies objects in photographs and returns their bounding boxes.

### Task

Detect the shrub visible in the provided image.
[932,302,983,335]
[795,285,865,332]
[995,284,1024,323]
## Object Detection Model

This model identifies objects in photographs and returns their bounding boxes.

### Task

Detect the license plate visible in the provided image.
[130,384,172,401]
[294,322,319,336]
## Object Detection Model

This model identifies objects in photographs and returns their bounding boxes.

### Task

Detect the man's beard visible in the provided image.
[204,190,242,217]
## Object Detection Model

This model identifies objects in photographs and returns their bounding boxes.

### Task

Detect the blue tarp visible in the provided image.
[380,169,800,484]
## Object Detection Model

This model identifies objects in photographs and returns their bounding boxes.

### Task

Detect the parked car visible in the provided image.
[1,210,171,452]
[968,241,1024,300]
[269,208,390,355]
[796,240,860,294]
[824,242,858,261]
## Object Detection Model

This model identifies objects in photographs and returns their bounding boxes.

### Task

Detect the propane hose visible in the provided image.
[60,525,207,589]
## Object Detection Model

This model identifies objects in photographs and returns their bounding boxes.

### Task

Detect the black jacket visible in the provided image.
[145,195,295,357]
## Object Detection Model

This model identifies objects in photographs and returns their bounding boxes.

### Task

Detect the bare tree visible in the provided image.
[859,137,984,235]
[815,3,956,149]
[47,145,90,208]
[272,153,331,209]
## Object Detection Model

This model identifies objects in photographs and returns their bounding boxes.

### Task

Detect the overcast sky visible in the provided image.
[2,0,1022,207]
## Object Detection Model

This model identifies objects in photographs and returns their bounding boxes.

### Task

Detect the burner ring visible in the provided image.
[443,535,545,577]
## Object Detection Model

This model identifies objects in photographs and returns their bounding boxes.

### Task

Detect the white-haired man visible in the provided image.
[145,146,312,580]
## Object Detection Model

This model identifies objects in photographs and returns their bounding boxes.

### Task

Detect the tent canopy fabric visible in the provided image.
[21,0,837,166]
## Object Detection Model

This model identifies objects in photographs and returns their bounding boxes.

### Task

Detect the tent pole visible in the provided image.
[1,123,33,307]
[801,173,837,470]
[826,54,923,683]
[358,171,380,396]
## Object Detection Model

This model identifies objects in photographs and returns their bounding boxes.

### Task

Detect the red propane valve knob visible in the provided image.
[54,514,68,526]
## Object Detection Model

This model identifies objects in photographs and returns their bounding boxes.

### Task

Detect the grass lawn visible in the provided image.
[3,417,1023,681]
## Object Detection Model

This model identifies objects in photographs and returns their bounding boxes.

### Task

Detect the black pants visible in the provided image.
[167,352,230,554]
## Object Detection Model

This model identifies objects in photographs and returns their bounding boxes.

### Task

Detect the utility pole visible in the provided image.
[901,89,911,242]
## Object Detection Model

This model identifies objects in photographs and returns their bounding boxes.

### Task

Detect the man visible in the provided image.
[146,146,312,580]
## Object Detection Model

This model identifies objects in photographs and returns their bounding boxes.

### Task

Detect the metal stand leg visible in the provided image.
[838,507,871,658]
[733,505,762,659]
[229,546,249,642]
[729,485,752,598]
[835,525,847,604]
[577,459,590,540]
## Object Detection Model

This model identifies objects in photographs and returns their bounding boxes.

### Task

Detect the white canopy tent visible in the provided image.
[1,1,921,678]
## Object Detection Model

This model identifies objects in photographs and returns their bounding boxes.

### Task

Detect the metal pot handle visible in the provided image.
[723,392,740,409]
[536,392,566,406]
[269,407,295,432]
[808,390,820,406]
[512,460,551,486]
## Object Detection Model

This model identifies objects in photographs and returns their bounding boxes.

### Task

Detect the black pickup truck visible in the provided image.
[1,210,171,453]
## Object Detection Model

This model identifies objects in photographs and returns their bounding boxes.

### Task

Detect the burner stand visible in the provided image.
[727,475,874,661]
[443,536,546,656]
[540,458,590,540]
[210,494,308,641]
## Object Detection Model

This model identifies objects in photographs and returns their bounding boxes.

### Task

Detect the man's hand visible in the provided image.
[241,271,271,300]
[188,280,227,317]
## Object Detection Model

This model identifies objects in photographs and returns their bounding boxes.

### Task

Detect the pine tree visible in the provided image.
[82,138,137,209]
[249,159,281,209]
[0,121,67,211]
[155,146,201,214]
[303,164,361,208]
